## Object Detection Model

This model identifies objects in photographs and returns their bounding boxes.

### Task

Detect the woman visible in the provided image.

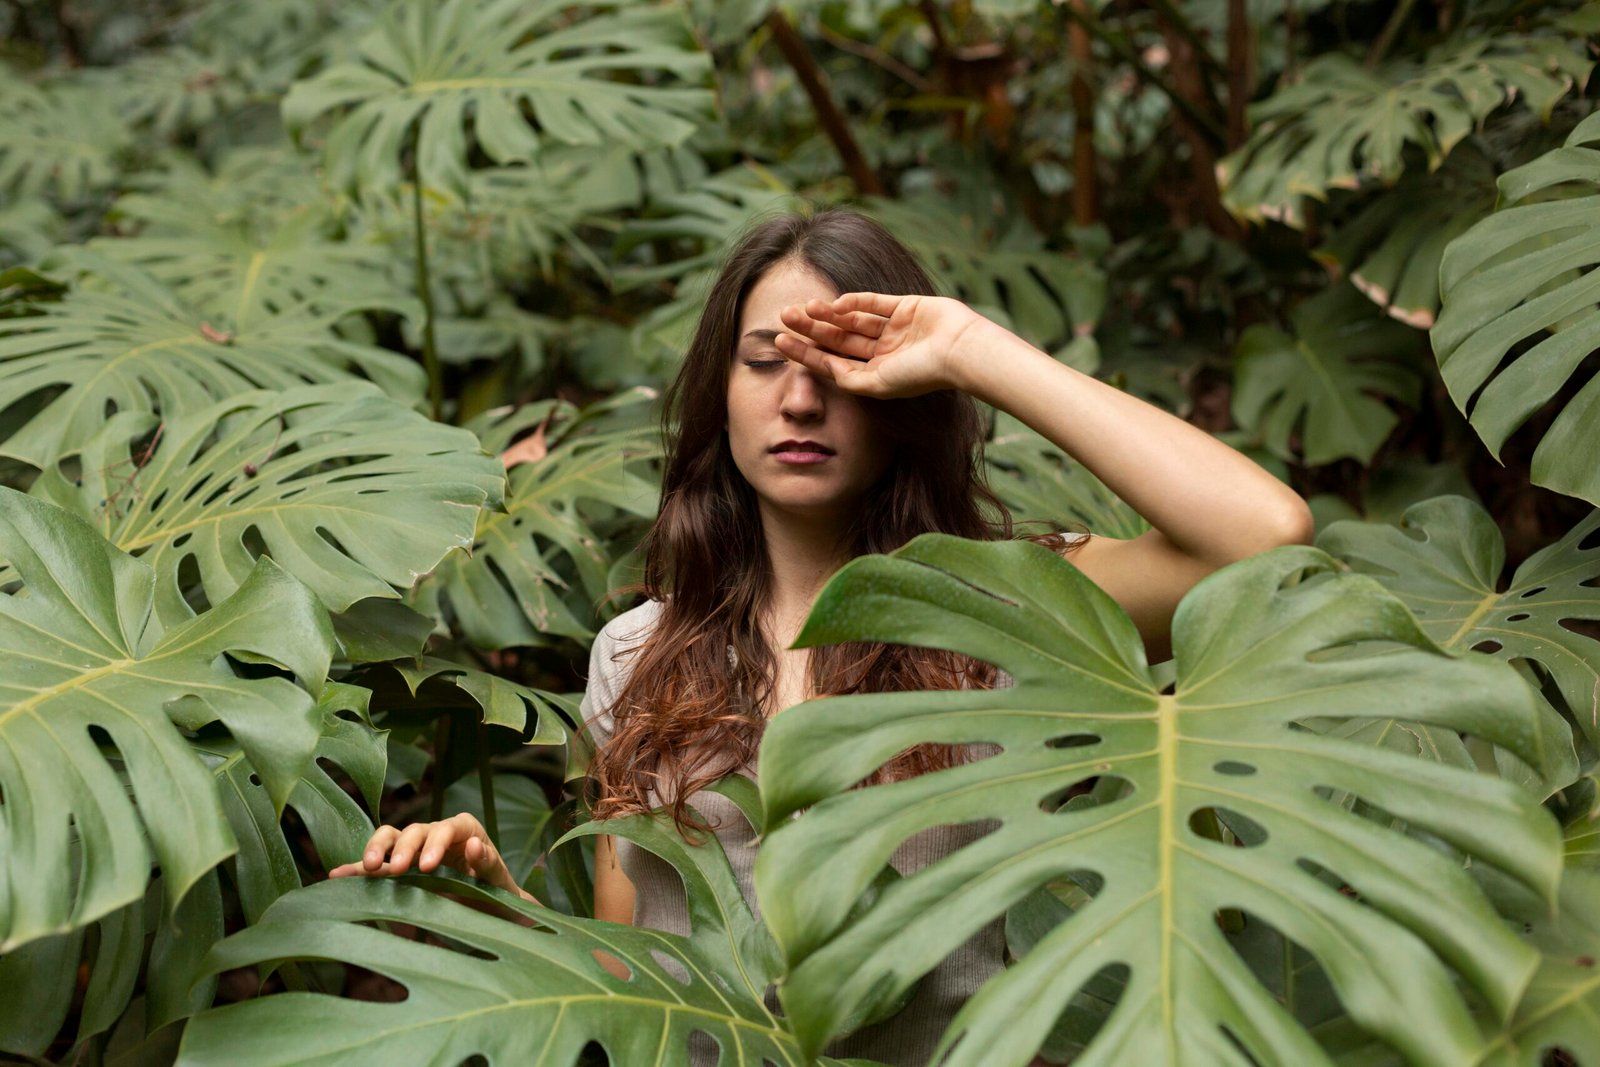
[330,209,1312,1061]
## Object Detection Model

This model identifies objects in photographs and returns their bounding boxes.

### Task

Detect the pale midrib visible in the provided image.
[1441,590,1501,649]
[1156,694,1177,1053]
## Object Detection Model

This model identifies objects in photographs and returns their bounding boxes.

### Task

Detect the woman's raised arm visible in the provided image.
[775,293,1314,659]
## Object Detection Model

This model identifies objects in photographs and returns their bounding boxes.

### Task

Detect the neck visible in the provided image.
[756,503,853,647]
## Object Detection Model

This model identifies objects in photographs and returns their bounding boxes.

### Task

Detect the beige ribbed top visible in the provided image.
[581,599,1004,1066]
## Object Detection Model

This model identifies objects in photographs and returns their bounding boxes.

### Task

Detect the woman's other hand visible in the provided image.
[329,813,535,903]
[775,292,1004,399]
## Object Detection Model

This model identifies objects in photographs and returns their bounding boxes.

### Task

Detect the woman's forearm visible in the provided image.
[950,320,1313,564]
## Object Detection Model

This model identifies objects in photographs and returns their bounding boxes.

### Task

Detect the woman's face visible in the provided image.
[725,259,890,526]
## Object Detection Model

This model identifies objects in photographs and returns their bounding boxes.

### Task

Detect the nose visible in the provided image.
[779,364,824,421]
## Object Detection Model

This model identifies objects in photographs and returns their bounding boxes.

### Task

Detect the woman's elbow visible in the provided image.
[1264,497,1316,551]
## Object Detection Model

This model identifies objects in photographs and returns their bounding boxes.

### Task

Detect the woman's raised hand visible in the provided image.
[775,292,1002,398]
[328,813,535,902]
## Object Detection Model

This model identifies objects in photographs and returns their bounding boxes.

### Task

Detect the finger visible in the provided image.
[805,298,888,339]
[387,823,432,874]
[778,337,887,397]
[778,304,876,359]
[328,862,361,878]
[832,292,902,318]
[463,835,484,876]
[418,821,460,872]
[774,334,858,381]
[363,825,401,870]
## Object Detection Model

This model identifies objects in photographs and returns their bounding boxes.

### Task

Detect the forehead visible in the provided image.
[738,261,838,335]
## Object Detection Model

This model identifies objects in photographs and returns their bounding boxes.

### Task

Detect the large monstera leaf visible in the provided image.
[1432,110,1600,507]
[281,0,712,201]
[90,197,411,332]
[26,383,503,631]
[1218,35,1592,227]
[420,391,659,649]
[1315,143,1498,329]
[1319,495,1600,757]
[0,256,424,466]
[176,790,842,1067]
[1232,284,1423,467]
[756,535,1563,1066]
[0,77,131,202]
[0,490,334,953]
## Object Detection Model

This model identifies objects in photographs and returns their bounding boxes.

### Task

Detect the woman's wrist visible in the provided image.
[943,315,1055,403]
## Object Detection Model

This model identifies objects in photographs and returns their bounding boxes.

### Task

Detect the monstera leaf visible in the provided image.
[420,391,659,649]
[1219,35,1592,227]
[1432,110,1600,507]
[196,682,386,924]
[756,535,1562,1065]
[0,255,425,466]
[1315,143,1499,328]
[111,145,331,239]
[1232,284,1423,467]
[1320,496,1600,757]
[282,0,712,201]
[103,46,260,139]
[1473,858,1600,1065]
[0,77,130,202]
[0,489,334,952]
[176,788,843,1066]
[91,176,411,331]
[26,383,503,630]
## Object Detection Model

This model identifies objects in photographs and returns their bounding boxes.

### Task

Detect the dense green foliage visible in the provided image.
[0,0,1597,1064]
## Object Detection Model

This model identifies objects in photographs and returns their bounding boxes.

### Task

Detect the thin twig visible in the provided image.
[818,23,935,93]
[1368,0,1420,66]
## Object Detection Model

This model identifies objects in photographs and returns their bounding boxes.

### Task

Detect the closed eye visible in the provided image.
[742,358,786,370]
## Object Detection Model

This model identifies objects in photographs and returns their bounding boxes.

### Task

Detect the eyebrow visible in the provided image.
[739,329,781,347]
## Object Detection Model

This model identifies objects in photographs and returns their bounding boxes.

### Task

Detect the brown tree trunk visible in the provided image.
[765,11,885,197]
[1069,1,1098,226]
[1156,16,1241,240]
[1225,0,1254,150]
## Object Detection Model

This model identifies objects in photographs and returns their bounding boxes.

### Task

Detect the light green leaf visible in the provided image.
[0,489,333,952]
[1232,284,1423,466]
[1220,37,1593,227]
[175,869,844,1064]
[420,391,659,649]
[282,0,712,201]
[0,255,425,467]
[1320,495,1598,760]
[28,383,503,628]
[757,536,1561,1065]
[0,77,130,202]
[1432,110,1600,506]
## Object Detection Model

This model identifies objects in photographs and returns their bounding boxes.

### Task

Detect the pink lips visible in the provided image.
[771,440,834,465]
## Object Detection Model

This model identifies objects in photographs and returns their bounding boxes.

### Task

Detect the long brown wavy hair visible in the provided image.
[589,208,1079,833]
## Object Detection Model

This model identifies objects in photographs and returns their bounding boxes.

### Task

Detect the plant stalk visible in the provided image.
[478,723,499,843]
[411,161,444,422]
[1368,0,1419,66]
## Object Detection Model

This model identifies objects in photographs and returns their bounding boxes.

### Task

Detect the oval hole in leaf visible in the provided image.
[1520,586,1547,599]
[1213,760,1257,776]
[1039,775,1131,814]
[1505,612,1530,622]
[590,949,632,982]
[1472,639,1503,653]
[650,948,690,986]
[1045,733,1101,749]
[1189,806,1268,847]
